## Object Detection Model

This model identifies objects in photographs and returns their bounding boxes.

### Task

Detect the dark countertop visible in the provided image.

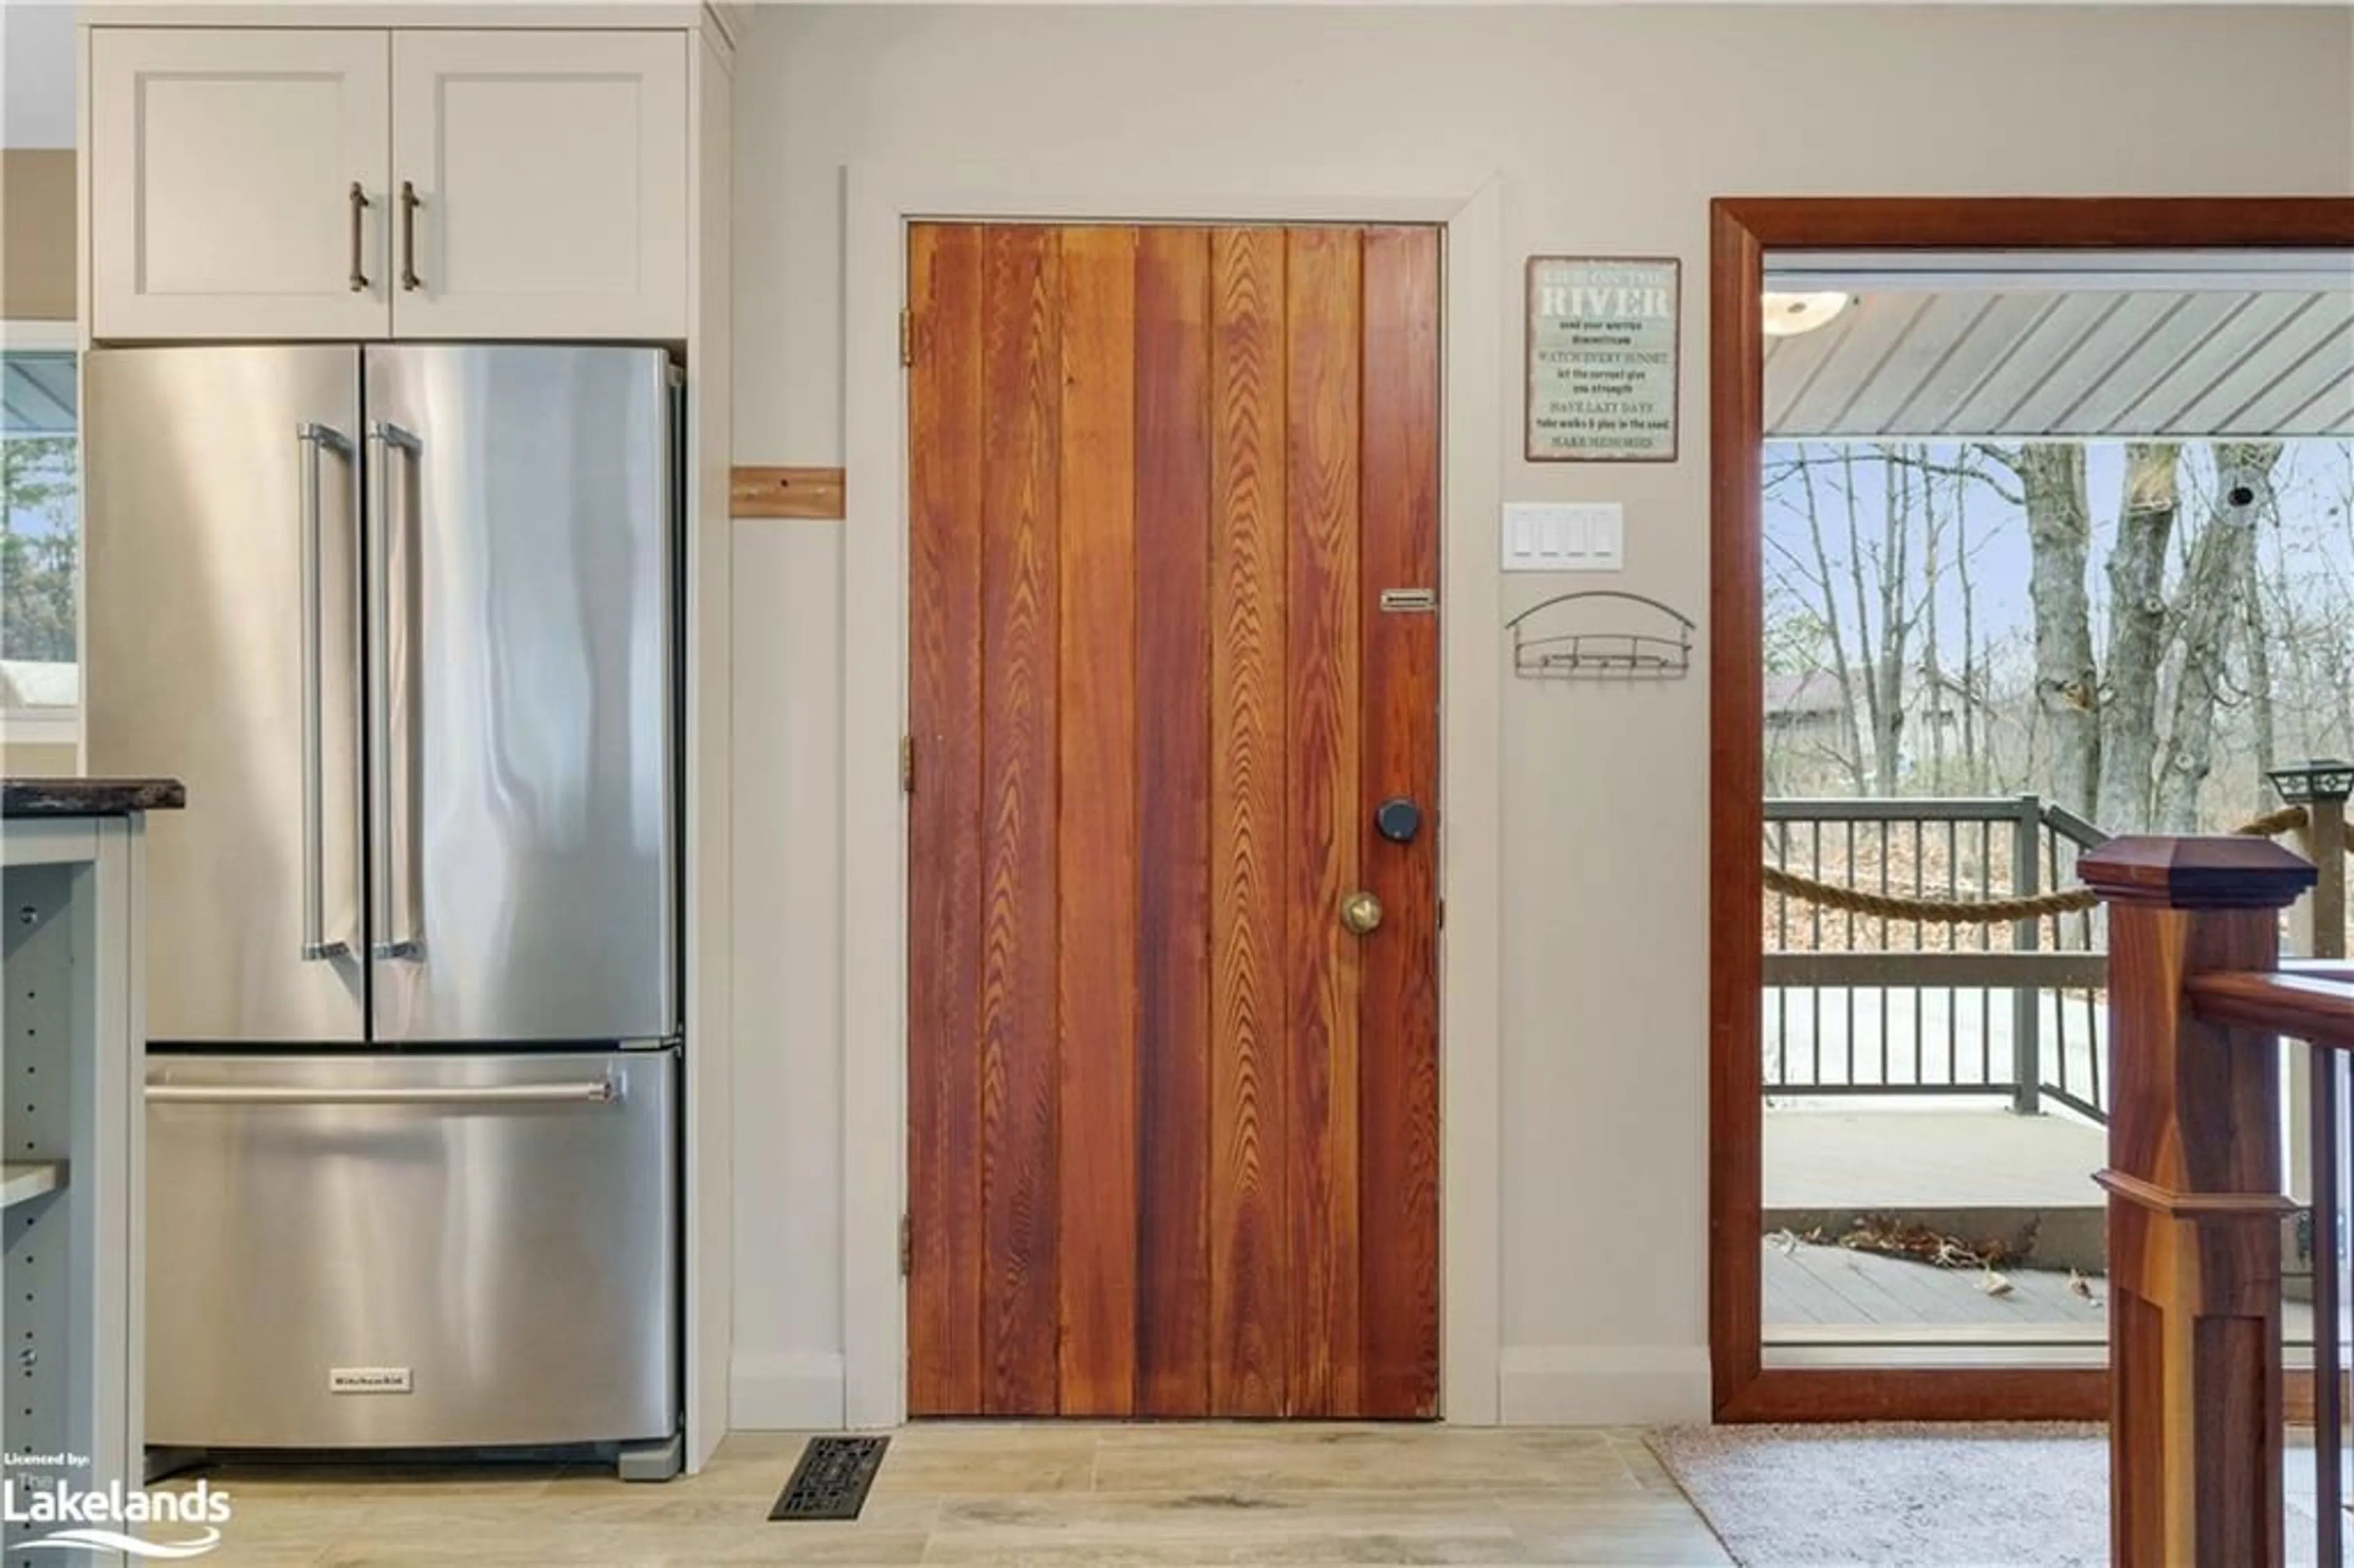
[1,778,187,818]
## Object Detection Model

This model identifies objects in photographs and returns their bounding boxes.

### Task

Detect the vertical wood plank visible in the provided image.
[1356,226,1444,1418]
[1054,226,1141,1417]
[905,223,987,1417]
[1133,226,1216,1417]
[978,224,1063,1415]
[1208,226,1289,1418]
[2111,1283,2165,1567]
[1281,226,1364,1418]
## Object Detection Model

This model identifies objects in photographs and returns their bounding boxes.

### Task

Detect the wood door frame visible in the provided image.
[1709,196,2354,1423]
[841,163,1506,1429]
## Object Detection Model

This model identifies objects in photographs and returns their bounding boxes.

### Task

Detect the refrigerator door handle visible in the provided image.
[297,422,354,962]
[366,419,424,962]
[148,1079,622,1107]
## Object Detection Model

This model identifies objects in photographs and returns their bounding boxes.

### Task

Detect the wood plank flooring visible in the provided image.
[161,1425,1731,1566]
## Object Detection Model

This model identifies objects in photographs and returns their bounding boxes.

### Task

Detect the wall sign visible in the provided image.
[1525,256,1681,463]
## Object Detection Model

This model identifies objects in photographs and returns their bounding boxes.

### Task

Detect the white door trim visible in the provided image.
[839,161,1504,1427]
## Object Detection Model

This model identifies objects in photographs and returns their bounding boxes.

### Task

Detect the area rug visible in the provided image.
[1647,1423,2323,1567]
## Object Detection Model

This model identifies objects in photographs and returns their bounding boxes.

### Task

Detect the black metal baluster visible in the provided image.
[1846,819,1858,1087]
[2054,837,2073,1106]
[1949,819,1968,1087]
[1811,820,1824,1086]
[1980,818,1994,1087]
[1914,819,1926,1087]
[1880,818,1892,1087]
[1773,820,1789,1091]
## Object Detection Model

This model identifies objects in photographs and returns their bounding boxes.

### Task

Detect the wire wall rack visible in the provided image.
[1506,590,1693,680]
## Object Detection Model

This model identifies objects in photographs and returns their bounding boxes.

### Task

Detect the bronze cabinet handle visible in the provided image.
[347,183,370,292]
[398,180,422,292]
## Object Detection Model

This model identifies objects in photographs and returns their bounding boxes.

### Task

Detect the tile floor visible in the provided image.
[167,1423,1734,1566]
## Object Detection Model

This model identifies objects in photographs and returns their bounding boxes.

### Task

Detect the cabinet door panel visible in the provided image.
[90,29,390,341]
[390,31,688,340]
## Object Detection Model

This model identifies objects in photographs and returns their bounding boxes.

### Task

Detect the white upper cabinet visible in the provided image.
[390,32,688,340]
[90,30,392,340]
[88,28,690,343]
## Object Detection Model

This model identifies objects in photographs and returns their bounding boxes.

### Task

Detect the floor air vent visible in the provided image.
[768,1434,891,1521]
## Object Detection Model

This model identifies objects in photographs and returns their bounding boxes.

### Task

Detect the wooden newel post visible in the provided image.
[2082,837,2319,1568]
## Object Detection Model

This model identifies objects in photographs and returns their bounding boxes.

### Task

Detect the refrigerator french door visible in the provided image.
[85,344,682,1455]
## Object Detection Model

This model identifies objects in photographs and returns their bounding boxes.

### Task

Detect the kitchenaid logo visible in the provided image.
[1,1474,230,1559]
[329,1366,413,1395]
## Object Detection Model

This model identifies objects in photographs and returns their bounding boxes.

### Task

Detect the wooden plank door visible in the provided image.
[906,223,1441,1419]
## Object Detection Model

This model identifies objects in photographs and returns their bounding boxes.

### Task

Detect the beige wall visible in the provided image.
[0,742,78,777]
[726,3,2354,1426]
[2,150,76,321]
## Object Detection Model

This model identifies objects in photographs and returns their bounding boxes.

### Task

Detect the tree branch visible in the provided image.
[1872,449,2025,508]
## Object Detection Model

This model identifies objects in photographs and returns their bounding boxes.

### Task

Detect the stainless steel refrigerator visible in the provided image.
[84,344,680,1468]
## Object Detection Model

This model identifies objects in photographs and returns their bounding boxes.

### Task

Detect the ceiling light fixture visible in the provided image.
[1761,291,1853,338]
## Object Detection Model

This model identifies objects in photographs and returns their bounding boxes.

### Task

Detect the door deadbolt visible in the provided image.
[1375,797,1423,844]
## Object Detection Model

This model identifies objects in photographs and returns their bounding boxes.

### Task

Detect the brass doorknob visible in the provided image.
[1339,891,1384,935]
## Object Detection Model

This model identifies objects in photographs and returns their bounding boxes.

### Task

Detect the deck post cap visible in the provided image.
[2079,835,2318,910]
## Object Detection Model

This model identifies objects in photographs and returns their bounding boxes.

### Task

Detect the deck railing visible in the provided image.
[2085,839,2353,1567]
[1764,794,2110,1117]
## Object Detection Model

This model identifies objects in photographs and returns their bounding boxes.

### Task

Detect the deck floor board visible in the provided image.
[1765,1241,2322,1344]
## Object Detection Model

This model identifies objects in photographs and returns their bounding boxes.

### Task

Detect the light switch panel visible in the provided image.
[1501,502,1625,572]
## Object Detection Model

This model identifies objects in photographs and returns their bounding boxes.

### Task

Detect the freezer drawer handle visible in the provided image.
[298,421,355,964]
[367,420,425,962]
[147,1079,622,1107]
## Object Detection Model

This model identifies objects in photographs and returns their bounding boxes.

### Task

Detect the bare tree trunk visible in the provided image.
[1840,449,1894,793]
[1795,455,1868,792]
[2155,443,2282,831]
[1921,447,1947,791]
[2244,515,2277,811]
[1987,443,2100,818]
[2325,459,2354,755]
[1956,465,1981,786]
[1873,450,1914,793]
[2097,443,2179,831]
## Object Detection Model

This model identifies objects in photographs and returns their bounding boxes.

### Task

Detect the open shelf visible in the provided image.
[1,1160,66,1210]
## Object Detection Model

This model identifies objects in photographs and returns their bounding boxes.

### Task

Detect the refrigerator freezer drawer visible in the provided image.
[145,1052,677,1450]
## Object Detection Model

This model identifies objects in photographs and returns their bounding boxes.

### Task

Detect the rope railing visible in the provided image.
[2234,804,2313,841]
[1761,864,2098,921]
[1766,804,2344,923]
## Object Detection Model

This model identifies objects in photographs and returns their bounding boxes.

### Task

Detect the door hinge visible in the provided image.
[899,1214,913,1277]
[1438,897,1447,931]
[900,308,915,368]
[901,734,916,794]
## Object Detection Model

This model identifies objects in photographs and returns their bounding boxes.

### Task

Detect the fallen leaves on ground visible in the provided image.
[1835,1212,2023,1270]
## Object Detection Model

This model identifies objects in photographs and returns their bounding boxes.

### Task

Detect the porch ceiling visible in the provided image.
[1764,287,2354,441]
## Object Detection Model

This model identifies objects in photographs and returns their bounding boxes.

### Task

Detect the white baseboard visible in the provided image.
[1498,1345,1712,1426]
[731,1346,1705,1430]
[728,1352,847,1431]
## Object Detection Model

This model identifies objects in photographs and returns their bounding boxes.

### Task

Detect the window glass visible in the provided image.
[1,344,78,711]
